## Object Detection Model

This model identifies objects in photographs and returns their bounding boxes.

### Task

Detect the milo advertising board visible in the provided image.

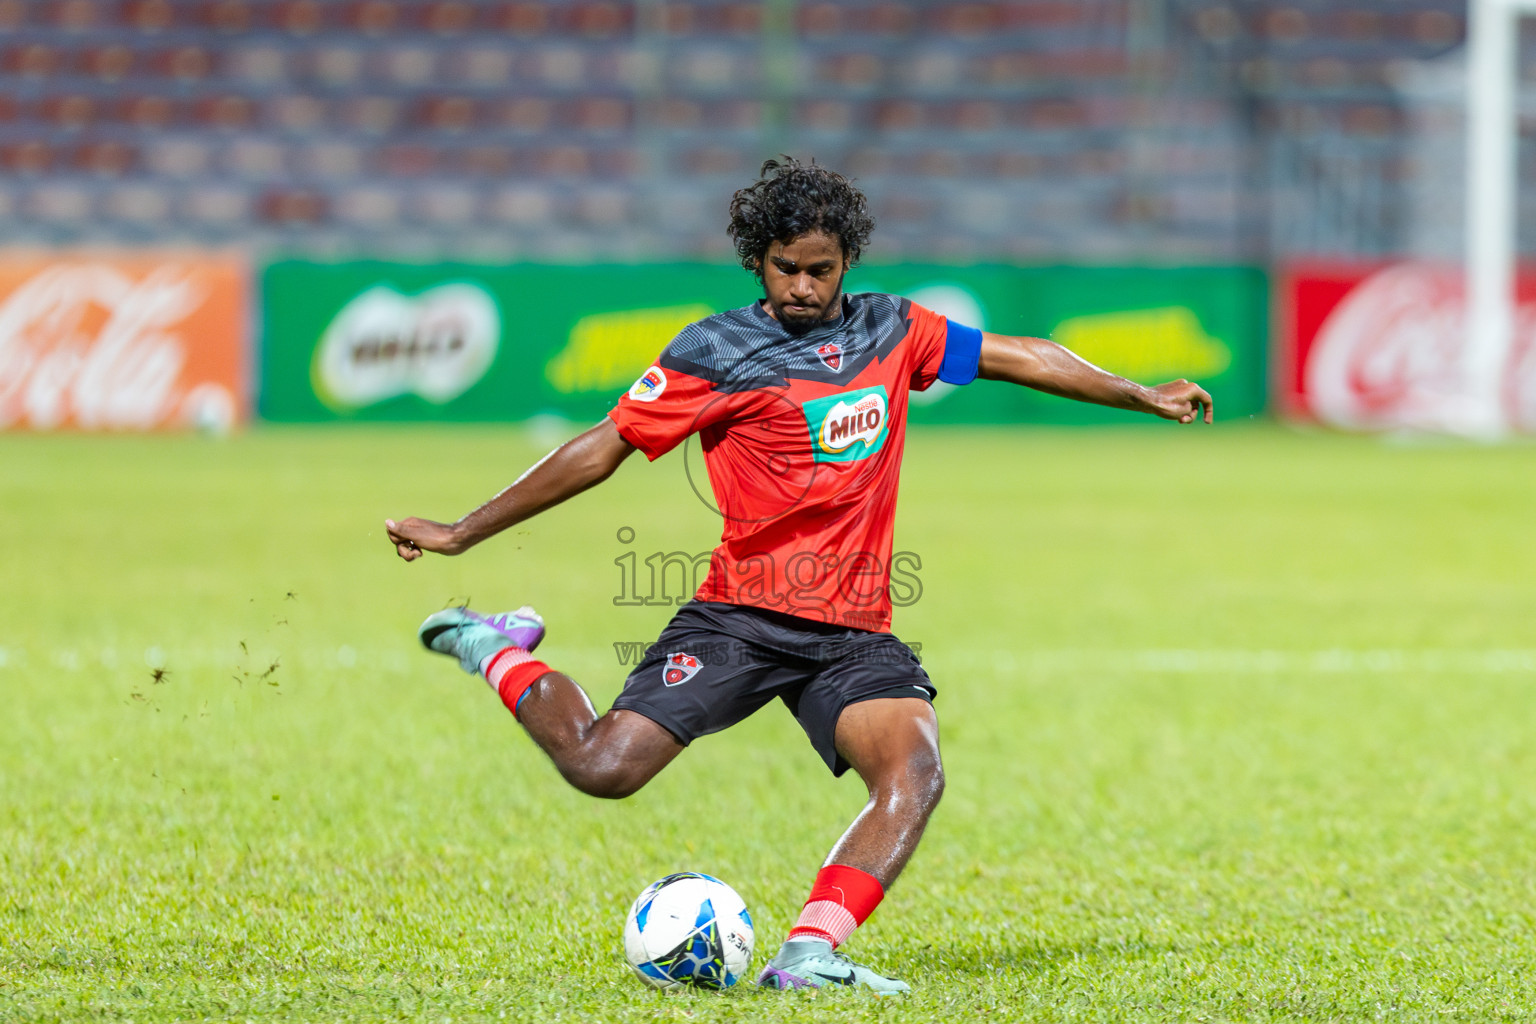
[261,262,1265,423]
[858,265,1267,424]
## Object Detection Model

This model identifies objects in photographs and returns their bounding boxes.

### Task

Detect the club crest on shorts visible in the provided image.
[662,652,701,686]
[815,342,842,371]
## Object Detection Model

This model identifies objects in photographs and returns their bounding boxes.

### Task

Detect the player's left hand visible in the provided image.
[1146,380,1213,424]
[386,517,461,561]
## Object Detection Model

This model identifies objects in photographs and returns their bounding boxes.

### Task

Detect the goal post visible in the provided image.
[1466,0,1534,437]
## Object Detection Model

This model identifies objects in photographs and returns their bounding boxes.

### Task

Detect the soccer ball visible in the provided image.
[623,872,754,990]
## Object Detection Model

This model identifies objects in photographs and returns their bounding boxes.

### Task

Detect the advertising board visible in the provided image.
[1279,262,1536,433]
[0,253,247,432]
[262,262,1267,424]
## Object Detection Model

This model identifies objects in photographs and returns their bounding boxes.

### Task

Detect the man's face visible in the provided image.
[759,230,849,335]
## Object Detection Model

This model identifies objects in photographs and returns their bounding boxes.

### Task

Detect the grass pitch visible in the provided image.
[3,423,1536,1022]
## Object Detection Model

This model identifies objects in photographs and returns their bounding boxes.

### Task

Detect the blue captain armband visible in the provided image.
[937,320,983,385]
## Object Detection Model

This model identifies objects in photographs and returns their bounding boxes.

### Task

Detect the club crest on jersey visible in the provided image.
[816,342,842,371]
[628,366,667,402]
[801,385,891,464]
[662,652,701,687]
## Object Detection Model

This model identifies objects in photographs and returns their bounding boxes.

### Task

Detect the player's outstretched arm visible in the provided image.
[977,332,1213,424]
[385,418,637,561]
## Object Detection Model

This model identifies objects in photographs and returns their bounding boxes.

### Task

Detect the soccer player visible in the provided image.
[386,158,1212,994]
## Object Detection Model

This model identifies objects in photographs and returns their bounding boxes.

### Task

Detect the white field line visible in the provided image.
[1,645,1535,676]
[945,648,1536,675]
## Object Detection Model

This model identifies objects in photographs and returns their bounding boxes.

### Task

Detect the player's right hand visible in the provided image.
[385,517,461,561]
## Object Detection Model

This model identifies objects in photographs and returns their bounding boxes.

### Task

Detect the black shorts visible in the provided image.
[610,601,935,777]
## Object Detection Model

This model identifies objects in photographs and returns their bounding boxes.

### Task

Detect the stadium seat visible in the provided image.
[226,45,289,84]
[680,145,745,176]
[310,47,364,86]
[454,47,514,86]
[105,184,172,223]
[11,43,63,79]
[304,141,363,178]
[8,141,58,175]
[797,3,844,38]
[496,97,554,134]
[51,0,100,31]
[418,95,478,132]
[26,183,94,222]
[158,46,215,81]
[381,46,438,86]
[571,2,631,39]
[146,138,212,176]
[339,95,401,134]
[124,0,175,34]
[81,45,137,81]
[411,186,477,225]
[927,3,1001,37]
[377,143,437,176]
[259,187,327,223]
[576,187,630,225]
[43,94,98,129]
[800,100,853,134]
[459,145,516,177]
[268,94,327,133]
[183,184,252,224]
[334,186,401,226]
[122,94,182,127]
[347,0,399,36]
[498,3,551,37]
[537,145,591,176]
[275,0,326,36]
[422,1,478,36]
[224,138,287,177]
[489,185,554,225]
[531,45,586,88]
[205,0,253,33]
[194,94,253,129]
[573,97,630,134]
[74,141,136,175]
[1264,7,1310,45]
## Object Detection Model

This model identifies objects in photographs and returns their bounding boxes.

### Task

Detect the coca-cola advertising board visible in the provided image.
[1279,261,1536,432]
[0,253,248,432]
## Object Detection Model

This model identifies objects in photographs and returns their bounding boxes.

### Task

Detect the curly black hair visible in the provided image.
[727,157,875,276]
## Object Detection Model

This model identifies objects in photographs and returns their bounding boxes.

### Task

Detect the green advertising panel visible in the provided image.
[857,265,1267,425]
[260,262,1266,424]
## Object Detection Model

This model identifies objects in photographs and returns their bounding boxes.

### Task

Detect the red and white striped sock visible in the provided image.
[479,647,552,719]
[786,864,885,949]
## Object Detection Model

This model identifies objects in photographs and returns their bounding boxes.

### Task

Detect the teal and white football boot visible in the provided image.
[418,606,545,673]
[756,938,910,995]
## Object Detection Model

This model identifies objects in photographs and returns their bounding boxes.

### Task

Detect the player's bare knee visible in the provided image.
[868,754,943,818]
[566,767,642,800]
[894,751,945,814]
[907,765,945,815]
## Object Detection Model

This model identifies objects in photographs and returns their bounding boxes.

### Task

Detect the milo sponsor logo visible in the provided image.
[312,282,499,411]
[803,384,890,463]
[1053,306,1231,382]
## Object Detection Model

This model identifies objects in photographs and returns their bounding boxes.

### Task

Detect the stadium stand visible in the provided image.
[0,0,1492,259]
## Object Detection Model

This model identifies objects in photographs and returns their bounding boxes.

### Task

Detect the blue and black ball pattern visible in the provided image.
[633,873,751,989]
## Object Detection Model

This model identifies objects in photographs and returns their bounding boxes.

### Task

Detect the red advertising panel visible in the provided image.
[1278,261,1536,432]
[0,253,248,431]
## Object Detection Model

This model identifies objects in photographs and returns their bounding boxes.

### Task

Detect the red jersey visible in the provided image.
[608,293,979,632]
